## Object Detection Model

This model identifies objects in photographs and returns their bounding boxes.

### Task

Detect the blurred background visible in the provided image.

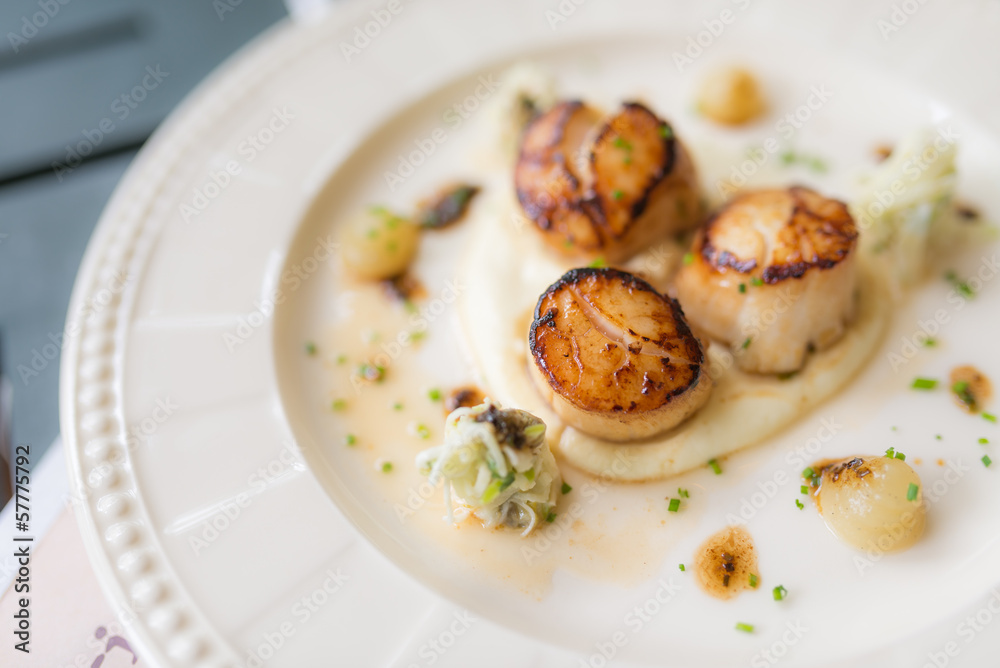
[0,0,314,503]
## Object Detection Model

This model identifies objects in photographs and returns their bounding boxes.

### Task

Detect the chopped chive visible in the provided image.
[667,498,681,512]
[742,337,752,349]
[735,622,755,633]
[895,451,906,461]
[392,401,403,411]
[613,137,633,151]
[911,377,938,390]
[659,124,674,139]
[952,380,975,408]
[612,190,624,201]
[331,399,347,411]
[802,467,815,479]
[358,363,386,382]
[983,455,993,468]
[381,461,393,473]
[800,485,809,495]
[344,434,356,446]
[795,499,804,510]
[524,468,535,482]
[979,437,990,445]
[906,482,919,501]
[561,482,573,495]
[749,574,759,588]
[750,277,764,287]
[336,354,347,364]
[884,447,895,458]
[545,511,557,522]
[428,388,442,401]
[935,434,943,440]
[414,424,431,439]
[708,458,722,475]
[305,341,317,356]
[923,338,937,347]
[984,413,997,423]
[588,256,608,268]
[678,488,690,498]
[738,283,746,294]
[773,585,787,601]
[678,563,686,571]
[683,251,694,265]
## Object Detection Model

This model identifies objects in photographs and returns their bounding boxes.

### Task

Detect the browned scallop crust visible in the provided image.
[701,186,858,283]
[515,101,701,262]
[528,268,711,440]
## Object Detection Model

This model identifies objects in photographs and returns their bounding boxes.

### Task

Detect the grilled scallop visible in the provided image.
[674,186,859,374]
[529,268,712,441]
[515,101,702,263]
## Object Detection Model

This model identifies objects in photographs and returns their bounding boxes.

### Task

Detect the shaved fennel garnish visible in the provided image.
[416,400,561,536]
[850,127,958,293]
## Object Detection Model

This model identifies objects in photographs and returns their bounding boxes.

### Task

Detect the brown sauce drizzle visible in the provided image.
[693,526,759,600]
[444,386,487,414]
[949,365,992,413]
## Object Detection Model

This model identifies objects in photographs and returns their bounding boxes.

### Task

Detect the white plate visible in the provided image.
[62,1,1000,666]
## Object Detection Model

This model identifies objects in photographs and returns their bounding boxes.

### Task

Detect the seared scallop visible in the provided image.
[674,186,859,374]
[515,101,702,263]
[529,268,712,441]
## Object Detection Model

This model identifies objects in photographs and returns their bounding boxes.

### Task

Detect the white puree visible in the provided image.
[459,191,890,481]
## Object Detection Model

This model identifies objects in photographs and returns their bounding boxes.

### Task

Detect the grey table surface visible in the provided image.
[0,0,288,464]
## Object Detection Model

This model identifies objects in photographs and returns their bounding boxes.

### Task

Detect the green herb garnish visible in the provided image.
[561,482,573,495]
[907,483,919,501]
[773,585,787,601]
[912,378,938,390]
[708,459,722,475]
[735,622,755,633]
[667,498,681,512]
